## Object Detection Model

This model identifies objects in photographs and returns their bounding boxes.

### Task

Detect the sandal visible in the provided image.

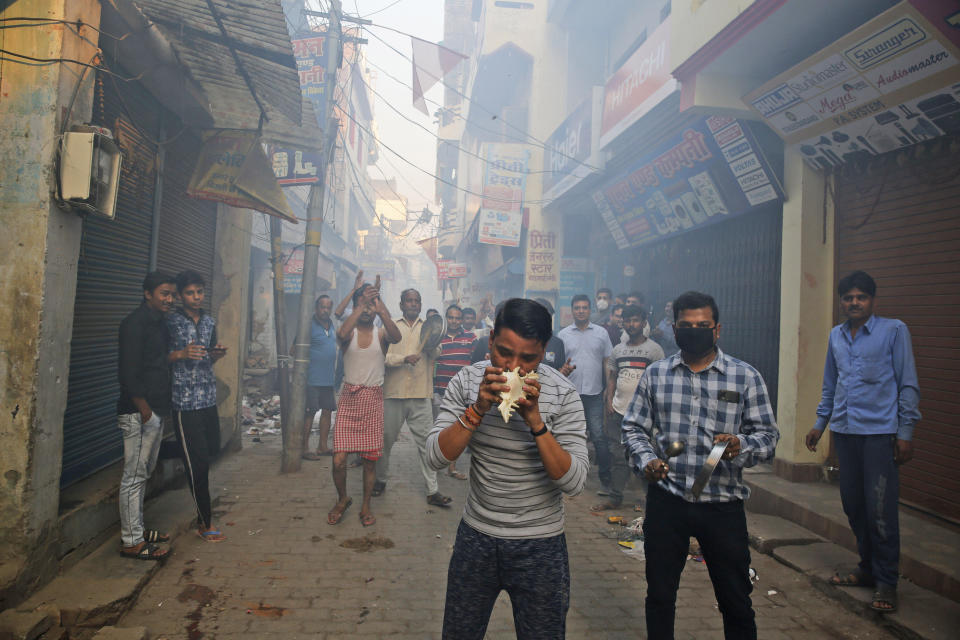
[197,529,226,543]
[371,481,386,497]
[871,583,898,613]
[359,512,376,527]
[144,529,170,543]
[121,541,168,561]
[426,493,453,508]
[447,469,468,480]
[830,566,874,587]
[327,497,353,525]
[590,501,623,513]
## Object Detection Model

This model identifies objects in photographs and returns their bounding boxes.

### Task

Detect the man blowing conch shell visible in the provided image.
[426,298,588,639]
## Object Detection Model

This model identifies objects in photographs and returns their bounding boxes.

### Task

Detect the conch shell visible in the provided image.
[498,367,539,422]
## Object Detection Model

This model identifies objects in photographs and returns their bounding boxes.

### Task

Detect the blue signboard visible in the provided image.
[592,116,784,249]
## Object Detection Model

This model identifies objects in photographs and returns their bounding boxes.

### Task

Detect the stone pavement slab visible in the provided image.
[772,541,860,576]
[115,430,897,639]
[0,608,54,640]
[746,513,824,553]
[91,626,147,640]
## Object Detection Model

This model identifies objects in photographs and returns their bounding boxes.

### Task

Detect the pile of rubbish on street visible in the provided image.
[242,394,282,436]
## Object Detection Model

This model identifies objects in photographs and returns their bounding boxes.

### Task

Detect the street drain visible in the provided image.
[340,535,395,552]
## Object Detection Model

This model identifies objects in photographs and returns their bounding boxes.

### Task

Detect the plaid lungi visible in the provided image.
[333,383,384,460]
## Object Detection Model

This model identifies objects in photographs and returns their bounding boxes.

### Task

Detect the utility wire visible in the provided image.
[363,24,603,172]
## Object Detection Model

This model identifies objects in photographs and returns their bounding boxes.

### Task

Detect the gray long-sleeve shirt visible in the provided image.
[426,362,588,539]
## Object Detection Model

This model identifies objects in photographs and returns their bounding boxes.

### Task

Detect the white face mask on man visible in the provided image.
[596,299,609,311]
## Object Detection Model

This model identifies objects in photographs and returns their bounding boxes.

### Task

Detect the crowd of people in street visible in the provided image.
[114,264,919,638]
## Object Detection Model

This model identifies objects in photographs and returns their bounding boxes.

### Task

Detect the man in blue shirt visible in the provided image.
[558,294,614,495]
[806,271,920,614]
[301,295,337,460]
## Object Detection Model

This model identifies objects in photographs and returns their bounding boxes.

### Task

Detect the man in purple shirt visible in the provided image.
[806,271,920,614]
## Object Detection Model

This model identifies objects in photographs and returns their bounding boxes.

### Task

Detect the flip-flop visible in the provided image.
[590,502,623,513]
[371,481,386,497]
[302,451,331,460]
[327,498,353,525]
[359,512,376,527]
[447,470,468,480]
[870,583,898,613]
[197,529,226,543]
[426,493,452,508]
[121,541,168,561]
[830,566,874,587]
[144,529,170,543]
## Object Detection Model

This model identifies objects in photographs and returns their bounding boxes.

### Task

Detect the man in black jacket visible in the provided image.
[117,271,176,560]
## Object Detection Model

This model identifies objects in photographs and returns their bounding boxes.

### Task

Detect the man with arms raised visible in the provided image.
[327,280,401,527]
[427,298,588,639]
[623,291,779,639]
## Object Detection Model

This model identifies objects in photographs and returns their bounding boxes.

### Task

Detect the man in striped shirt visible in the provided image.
[427,298,588,639]
[433,304,475,480]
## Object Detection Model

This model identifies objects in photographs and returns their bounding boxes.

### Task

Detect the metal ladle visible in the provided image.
[663,441,685,458]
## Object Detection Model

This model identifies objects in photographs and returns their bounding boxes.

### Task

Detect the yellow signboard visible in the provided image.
[187,130,298,222]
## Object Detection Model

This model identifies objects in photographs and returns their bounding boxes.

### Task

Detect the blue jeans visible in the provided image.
[834,432,900,587]
[118,412,164,546]
[580,394,611,486]
[442,521,570,639]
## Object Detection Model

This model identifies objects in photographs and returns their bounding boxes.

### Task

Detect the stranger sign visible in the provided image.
[744,0,960,167]
[592,117,783,249]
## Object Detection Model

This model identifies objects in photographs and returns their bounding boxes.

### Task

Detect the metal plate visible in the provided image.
[418,314,445,353]
[690,441,729,501]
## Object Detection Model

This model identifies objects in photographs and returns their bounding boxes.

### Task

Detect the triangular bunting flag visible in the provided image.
[411,37,467,115]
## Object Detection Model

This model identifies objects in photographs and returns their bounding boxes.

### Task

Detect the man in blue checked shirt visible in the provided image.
[622,290,779,640]
[806,271,920,615]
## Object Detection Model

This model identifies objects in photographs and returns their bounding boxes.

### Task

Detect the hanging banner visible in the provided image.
[592,117,783,249]
[744,0,960,163]
[478,144,529,247]
[187,130,297,222]
[292,34,328,128]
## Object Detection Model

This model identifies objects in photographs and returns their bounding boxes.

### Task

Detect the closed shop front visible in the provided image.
[835,140,960,522]
[630,203,783,407]
[61,72,161,486]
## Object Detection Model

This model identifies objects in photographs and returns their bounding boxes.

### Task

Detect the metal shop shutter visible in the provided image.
[155,132,218,305]
[630,203,783,409]
[835,144,960,522]
[61,73,160,486]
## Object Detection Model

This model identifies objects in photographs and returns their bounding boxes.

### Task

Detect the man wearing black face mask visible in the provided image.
[622,291,779,640]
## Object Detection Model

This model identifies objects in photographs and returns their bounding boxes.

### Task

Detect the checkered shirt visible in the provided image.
[621,349,779,502]
[167,309,217,411]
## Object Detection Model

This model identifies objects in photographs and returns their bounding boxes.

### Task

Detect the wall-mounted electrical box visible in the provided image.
[59,127,123,219]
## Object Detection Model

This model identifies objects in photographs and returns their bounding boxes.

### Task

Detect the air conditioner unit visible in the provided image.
[59,126,123,219]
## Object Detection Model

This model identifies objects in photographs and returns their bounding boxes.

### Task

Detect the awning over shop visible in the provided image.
[101,0,324,149]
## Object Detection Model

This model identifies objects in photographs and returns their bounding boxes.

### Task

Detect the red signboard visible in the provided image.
[599,17,677,148]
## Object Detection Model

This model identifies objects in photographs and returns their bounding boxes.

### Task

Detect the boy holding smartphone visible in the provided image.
[168,269,227,542]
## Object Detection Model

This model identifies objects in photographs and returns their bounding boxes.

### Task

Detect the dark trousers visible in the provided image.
[833,432,900,587]
[602,411,631,503]
[442,520,570,640]
[643,485,755,640]
[581,393,611,486]
[173,406,220,529]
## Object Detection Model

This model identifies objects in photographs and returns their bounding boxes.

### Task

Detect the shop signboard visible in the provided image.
[558,258,596,328]
[543,93,600,201]
[523,228,561,292]
[281,247,335,294]
[744,0,960,167]
[437,261,467,280]
[478,144,529,247]
[599,17,678,149]
[592,116,783,249]
[268,146,322,185]
[292,34,328,127]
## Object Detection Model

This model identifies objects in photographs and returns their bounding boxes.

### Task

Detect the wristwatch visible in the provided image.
[530,423,549,437]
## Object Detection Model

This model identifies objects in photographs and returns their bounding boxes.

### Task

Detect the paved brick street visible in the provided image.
[121,431,893,639]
